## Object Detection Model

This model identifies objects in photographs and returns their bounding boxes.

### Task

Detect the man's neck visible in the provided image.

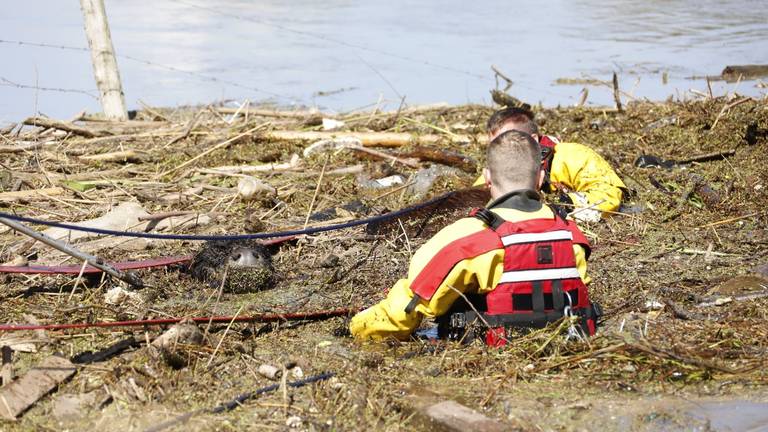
[488,189,542,212]
[490,184,533,200]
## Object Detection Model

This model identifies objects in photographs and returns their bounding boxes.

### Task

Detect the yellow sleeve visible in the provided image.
[350,218,504,341]
[550,142,625,214]
[573,244,590,285]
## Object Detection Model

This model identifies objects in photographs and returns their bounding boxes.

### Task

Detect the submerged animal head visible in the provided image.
[190,240,275,293]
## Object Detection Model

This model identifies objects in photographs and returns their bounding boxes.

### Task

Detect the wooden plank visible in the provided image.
[0,187,65,203]
[406,390,510,432]
[216,107,322,119]
[0,355,76,420]
[721,64,768,82]
[265,130,473,148]
[79,149,142,163]
[79,0,127,120]
[420,400,508,432]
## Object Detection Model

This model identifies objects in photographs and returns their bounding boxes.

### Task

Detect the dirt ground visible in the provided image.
[1,95,767,431]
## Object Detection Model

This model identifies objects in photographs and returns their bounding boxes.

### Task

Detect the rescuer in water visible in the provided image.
[475,107,626,222]
[350,130,600,344]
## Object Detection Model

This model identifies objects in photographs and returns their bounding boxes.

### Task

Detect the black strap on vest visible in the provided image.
[472,208,504,231]
[464,310,565,328]
[552,280,565,311]
[531,281,545,314]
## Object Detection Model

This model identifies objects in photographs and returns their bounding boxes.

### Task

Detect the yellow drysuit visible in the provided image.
[474,140,625,218]
[350,190,590,341]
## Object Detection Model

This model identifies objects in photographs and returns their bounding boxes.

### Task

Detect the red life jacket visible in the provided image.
[540,135,558,151]
[433,207,599,346]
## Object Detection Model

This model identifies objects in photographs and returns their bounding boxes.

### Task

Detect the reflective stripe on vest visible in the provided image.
[500,230,573,246]
[498,267,581,283]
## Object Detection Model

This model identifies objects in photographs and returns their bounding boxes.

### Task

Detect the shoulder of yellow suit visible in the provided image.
[552,141,626,187]
[553,141,591,158]
[425,204,555,244]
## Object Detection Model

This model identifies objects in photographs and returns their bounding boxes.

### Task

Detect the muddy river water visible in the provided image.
[1,0,767,123]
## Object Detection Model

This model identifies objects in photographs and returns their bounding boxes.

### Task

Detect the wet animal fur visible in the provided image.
[367,187,491,238]
[189,240,274,293]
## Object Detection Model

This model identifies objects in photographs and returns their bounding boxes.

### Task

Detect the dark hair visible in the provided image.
[487,130,541,190]
[486,107,539,136]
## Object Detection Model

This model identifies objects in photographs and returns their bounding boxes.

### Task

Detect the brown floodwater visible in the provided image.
[1,0,767,123]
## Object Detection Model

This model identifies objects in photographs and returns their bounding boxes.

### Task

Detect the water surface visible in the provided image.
[2,0,767,123]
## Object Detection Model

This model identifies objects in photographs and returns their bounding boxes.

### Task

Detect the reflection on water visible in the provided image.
[1,0,766,123]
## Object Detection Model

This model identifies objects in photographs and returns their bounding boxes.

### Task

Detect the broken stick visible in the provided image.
[0,187,65,203]
[612,72,623,112]
[22,116,108,138]
[0,216,144,287]
[157,122,269,178]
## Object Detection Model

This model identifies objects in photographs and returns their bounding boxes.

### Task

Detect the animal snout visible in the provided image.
[228,247,266,268]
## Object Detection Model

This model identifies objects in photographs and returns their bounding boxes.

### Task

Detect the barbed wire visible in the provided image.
[167,2,569,98]
[0,76,99,99]
[170,0,492,82]
[0,38,300,102]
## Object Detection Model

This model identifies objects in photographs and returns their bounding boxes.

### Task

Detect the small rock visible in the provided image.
[104,286,142,305]
[151,320,204,350]
[643,116,677,132]
[291,366,304,379]
[237,176,276,202]
[374,175,404,188]
[303,137,359,157]
[357,174,405,189]
[644,300,665,311]
[329,377,344,390]
[286,415,303,428]
[321,118,346,131]
[258,363,282,380]
[319,254,340,268]
[714,297,733,306]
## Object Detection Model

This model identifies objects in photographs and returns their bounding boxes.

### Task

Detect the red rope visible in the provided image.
[0,308,357,332]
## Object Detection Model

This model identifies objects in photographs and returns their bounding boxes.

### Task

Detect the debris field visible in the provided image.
[0,95,767,431]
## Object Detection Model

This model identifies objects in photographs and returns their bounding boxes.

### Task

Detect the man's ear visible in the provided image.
[483,168,492,188]
[536,168,547,189]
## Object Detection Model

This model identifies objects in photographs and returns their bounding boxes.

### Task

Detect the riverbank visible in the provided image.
[1,96,767,430]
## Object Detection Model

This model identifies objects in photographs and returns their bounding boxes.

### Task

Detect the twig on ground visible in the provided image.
[157,122,269,178]
[206,304,244,368]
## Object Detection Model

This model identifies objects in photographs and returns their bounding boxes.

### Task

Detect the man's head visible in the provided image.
[486,107,539,141]
[483,130,543,198]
